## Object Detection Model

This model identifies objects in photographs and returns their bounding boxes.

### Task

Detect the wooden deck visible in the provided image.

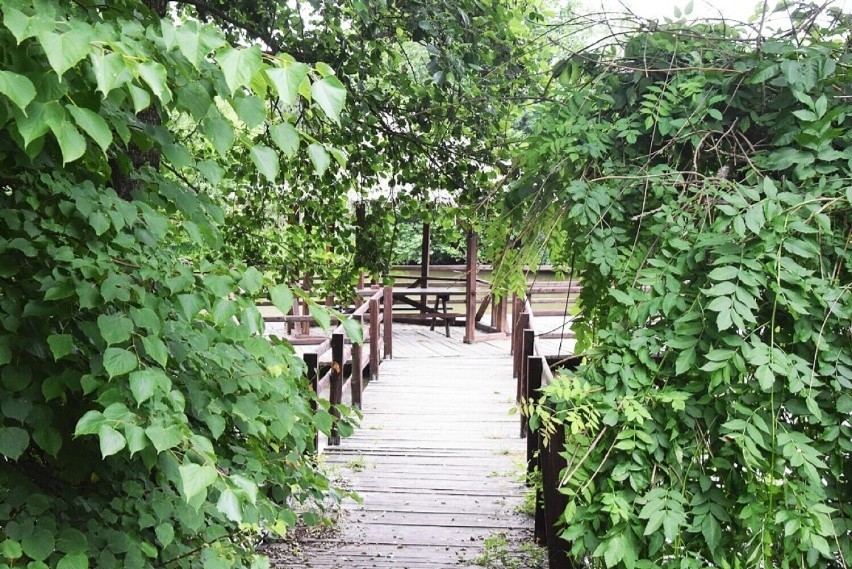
[268,324,533,568]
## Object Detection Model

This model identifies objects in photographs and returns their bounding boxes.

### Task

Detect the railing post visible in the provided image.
[464,230,478,344]
[541,423,571,569]
[383,286,393,359]
[303,352,319,451]
[369,297,380,382]
[515,311,529,397]
[329,332,344,446]
[521,328,535,438]
[526,356,543,474]
[351,315,363,410]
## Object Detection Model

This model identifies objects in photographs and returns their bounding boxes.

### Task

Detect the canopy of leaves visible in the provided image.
[514,4,852,568]
[0,1,354,567]
[178,0,559,290]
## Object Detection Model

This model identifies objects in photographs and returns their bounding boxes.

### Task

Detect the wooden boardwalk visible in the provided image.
[269,324,533,568]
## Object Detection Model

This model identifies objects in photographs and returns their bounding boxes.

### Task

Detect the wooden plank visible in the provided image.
[269,325,533,568]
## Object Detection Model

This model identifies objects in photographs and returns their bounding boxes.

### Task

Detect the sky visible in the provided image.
[579,0,851,24]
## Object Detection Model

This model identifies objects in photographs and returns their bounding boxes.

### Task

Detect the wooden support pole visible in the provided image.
[300,274,312,335]
[383,286,393,359]
[303,352,319,451]
[464,229,478,344]
[351,316,363,410]
[526,355,543,475]
[492,295,508,332]
[355,271,365,308]
[329,332,344,446]
[369,298,380,381]
[521,328,535,438]
[514,311,529,392]
[420,223,430,312]
[541,424,571,569]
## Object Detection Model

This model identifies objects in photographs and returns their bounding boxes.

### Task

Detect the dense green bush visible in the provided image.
[0,1,353,566]
[515,5,852,568]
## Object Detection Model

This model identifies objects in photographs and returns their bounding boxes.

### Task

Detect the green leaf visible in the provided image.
[155,523,175,548]
[137,61,169,102]
[603,535,625,567]
[675,347,696,375]
[230,475,258,504]
[0,70,36,111]
[66,105,112,152]
[97,313,134,346]
[145,424,183,453]
[128,84,152,113]
[89,50,128,96]
[22,530,54,562]
[310,76,346,124]
[38,28,92,79]
[175,21,224,68]
[124,424,148,455]
[237,267,264,295]
[56,551,88,569]
[707,266,738,281]
[216,488,242,522]
[755,365,775,390]
[266,63,309,105]
[307,143,330,176]
[792,109,817,122]
[341,317,364,345]
[0,539,22,559]
[250,144,279,182]
[98,424,126,458]
[129,368,169,406]
[270,122,299,157]
[50,119,87,165]
[269,284,294,315]
[74,411,105,436]
[179,463,219,501]
[309,304,332,332]
[0,427,29,460]
[232,95,266,129]
[203,116,235,157]
[33,426,62,456]
[216,45,262,95]
[2,5,31,44]
[103,348,138,378]
[47,334,74,360]
[141,335,169,367]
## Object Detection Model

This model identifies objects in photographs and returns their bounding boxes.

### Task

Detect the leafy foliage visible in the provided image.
[0,1,353,567]
[180,0,558,290]
[516,5,852,568]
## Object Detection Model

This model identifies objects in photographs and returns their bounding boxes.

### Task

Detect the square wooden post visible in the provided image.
[420,223,430,312]
[463,229,478,344]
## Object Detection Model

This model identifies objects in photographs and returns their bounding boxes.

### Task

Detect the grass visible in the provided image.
[344,455,368,472]
[469,531,547,569]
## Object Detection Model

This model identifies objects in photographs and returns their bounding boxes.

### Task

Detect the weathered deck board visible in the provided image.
[268,324,532,568]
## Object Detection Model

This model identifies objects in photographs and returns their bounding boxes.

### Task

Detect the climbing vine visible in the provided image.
[513,4,852,568]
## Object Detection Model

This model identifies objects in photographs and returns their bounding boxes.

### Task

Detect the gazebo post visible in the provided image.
[420,222,430,313]
[464,229,478,344]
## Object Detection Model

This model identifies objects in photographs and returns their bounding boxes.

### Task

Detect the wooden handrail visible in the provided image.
[515,295,573,569]
[292,287,391,448]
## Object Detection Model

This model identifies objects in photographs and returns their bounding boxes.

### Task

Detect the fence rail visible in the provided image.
[300,287,392,447]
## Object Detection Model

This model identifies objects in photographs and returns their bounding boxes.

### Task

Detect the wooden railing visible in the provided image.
[512,296,574,569]
[300,287,393,448]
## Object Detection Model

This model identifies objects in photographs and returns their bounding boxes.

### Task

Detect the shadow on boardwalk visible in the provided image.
[268,324,536,568]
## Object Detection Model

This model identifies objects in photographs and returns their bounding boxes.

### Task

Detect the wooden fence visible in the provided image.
[297,287,393,448]
[512,297,578,569]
